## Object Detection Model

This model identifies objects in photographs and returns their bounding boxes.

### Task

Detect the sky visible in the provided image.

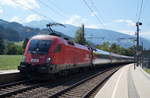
[0,0,150,40]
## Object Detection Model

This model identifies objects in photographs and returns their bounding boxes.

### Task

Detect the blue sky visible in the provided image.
[0,0,150,40]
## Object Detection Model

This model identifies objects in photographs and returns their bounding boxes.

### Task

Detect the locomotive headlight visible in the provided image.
[46,58,51,63]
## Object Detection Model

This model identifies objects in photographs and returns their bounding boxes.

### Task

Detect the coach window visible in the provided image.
[54,44,61,52]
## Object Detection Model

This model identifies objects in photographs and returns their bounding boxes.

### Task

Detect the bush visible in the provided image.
[0,39,23,55]
[0,38,5,54]
[7,42,18,55]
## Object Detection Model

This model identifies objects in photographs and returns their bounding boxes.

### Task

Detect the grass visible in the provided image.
[0,55,22,70]
[144,68,150,74]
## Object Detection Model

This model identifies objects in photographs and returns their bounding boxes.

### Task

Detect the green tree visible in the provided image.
[75,24,86,45]
[96,42,110,52]
[110,43,121,53]
[22,38,29,50]
[16,45,23,55]
[96,42,135,56]
[125,46,135,56]
[0,38,5,54]
[7,42,18,55]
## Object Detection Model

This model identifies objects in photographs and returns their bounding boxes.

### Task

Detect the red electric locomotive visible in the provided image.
[18,35,93,76]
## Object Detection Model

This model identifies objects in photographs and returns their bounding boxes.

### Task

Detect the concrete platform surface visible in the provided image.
[95,64,150,98]
[0,70,19,74]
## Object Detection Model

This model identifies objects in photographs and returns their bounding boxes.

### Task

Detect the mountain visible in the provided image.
[0,19,40,40]
[0,25,20,41]
[24,20,150,49]
[24,20,49,29]
[0,19,73,41]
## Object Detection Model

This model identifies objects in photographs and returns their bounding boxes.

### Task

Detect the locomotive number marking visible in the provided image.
[31,59,39,63]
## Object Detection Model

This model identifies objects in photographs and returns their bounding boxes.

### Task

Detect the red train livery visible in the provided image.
[19,35,92,75]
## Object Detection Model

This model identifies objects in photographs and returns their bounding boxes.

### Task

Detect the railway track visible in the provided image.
[7,70,98,98]
[49,66,120,98]
[0,80,28,89]
[0,66,121,98]
[0,80,42,98]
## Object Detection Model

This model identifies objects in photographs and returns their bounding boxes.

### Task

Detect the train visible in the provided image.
[18,34,133,78]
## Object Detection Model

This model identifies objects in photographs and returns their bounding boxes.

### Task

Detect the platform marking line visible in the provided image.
[111,68,124,98]
[139,67,150,80]
[128,66,140,98]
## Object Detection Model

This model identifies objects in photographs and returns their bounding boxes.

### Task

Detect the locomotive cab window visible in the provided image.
[54,44,61,53]
[28,39,51,54]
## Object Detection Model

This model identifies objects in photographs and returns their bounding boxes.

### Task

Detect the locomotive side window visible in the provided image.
[54,45,61,53]
[28,39,51,54]
[68,40,74,46]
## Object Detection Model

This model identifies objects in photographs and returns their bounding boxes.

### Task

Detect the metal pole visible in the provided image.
[82,24,86,45]
[136,23,139,67]
[82,24,85,39]
[136,22,142,67]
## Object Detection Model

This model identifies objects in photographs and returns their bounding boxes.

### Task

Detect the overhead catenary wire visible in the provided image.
[137,0,144,21]
[82,0,106,29]
[136,0,140,18]
[38,0,68,19]
[12,0,55,22]
[48,0,69,18]
[90,0,105,25]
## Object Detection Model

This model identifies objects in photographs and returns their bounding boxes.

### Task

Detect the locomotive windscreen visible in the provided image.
[28,39,51,54]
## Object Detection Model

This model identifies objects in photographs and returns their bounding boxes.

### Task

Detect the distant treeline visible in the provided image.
[96,42,135,56]
[0,38,23,55]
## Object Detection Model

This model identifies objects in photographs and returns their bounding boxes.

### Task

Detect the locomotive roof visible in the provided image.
[30,34,89,51]
[31,35,61,40]
[94,49,110,55]
[111,52,132,58]
[95,49,132,58]
[74,43,89,51]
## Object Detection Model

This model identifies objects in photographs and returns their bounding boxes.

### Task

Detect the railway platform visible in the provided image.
[0,70,19,74]
[95,64,150,98]
[0,70,21,84]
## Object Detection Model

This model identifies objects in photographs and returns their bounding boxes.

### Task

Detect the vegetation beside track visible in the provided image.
[0,55,22,70]
[144,68,150,74]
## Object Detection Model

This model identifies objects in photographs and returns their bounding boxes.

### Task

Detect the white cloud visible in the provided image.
[0,0,17,7]
[0,6,3,15]
[90,11,98,16]
[64,15,87,26]
[113,19,136,27]
[10,16,22,23]
[0,0,39,10]
[64,15,106,29]
[25,14,42,23]
[10,14,42,23]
